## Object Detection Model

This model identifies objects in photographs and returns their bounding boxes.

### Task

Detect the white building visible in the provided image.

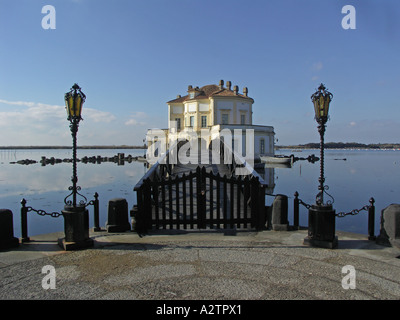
[147,80,275,164]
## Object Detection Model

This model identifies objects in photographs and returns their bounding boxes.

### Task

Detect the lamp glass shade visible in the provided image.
[74,94,82,117]
[65,94,73,118]
[311,84,332,121]
[64,84,85,119]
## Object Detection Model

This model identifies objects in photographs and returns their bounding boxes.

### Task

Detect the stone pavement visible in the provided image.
[0,228,399,301]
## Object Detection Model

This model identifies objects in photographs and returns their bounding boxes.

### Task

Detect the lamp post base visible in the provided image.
[58,205,94,251]
[303,235,338,249]
[0,209,20,250]
[304,204,338,249]
[58,237,94,251]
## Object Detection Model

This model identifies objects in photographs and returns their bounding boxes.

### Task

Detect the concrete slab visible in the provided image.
[0,229,399,300]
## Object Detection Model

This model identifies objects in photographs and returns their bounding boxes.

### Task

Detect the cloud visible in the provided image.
[0,102,64,128]
[0,98,118,145]
[349,121,357,127]
[0,99,35,107]
[0,99,116,124]
[84,107,116,123]
[311,62,323,80]
[124,111,147,126]
[312,62,323,72]
[125,118,139,126]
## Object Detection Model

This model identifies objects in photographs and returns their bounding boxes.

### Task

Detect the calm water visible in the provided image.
[1,148,399,237]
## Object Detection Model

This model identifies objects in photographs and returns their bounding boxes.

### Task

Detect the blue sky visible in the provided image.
[0,0,399,146]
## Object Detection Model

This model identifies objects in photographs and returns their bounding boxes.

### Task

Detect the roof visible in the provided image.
[167,83,254,104]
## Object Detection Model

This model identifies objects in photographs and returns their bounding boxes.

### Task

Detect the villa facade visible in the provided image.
[147,80,275,163]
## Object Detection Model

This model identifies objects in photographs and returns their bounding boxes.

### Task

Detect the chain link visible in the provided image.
[22,193,97,218]
[26,206,62,218]
[335,205,370,218]
[296,196,372,217]
[299,199,312,209]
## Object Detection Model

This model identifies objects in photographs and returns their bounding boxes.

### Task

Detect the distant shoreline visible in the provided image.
[276,142,400,150]
[0,145,146,150]
[1,142,399,151]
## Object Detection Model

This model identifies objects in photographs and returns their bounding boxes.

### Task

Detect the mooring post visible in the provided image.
[258,185,267,230]
[368,197,376,241]
[20,199,30,243]
[93,192,101,231]
[250,177,258,229]
[294,191,299,230]
[0,209,19,249]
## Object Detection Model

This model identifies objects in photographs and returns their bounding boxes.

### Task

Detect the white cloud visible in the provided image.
[0,99,116,124]
[125,118,139,126]
[124,111,147,126]
[311,62,323,80]
[0,98,118,145]
[312,62,323,71]
[0,99,35,107]
[84,107,116,123]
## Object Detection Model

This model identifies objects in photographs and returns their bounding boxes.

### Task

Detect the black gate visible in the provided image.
[134,166,267,233]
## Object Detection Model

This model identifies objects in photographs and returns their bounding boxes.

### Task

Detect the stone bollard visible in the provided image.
[271,194,289,231]
[118,153,125,166]
[106,198,131,232]
[130,205,138,231]
[376,204,400,248]
[58,206,94,251]
[0,209,19,250]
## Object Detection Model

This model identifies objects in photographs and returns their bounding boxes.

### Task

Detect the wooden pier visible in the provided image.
[133,141,268,233]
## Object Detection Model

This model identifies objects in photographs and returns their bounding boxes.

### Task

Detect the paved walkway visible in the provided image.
[0,229,399,300]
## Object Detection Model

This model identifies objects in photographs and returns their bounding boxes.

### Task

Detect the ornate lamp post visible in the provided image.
[65,83,85,208]
[304,84,338,249]
[58,83,94,250]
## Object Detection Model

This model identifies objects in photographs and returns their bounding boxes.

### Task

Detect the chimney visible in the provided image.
[219,80,224,89]
[233,85,238,95]
[188,85,193,91]
[177,95,181,98]
[243,87,248,97]
[226,81,232,90]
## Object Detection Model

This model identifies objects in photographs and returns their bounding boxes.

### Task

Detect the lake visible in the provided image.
[1,148,399,238]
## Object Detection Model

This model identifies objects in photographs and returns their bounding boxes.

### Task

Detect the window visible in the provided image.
[221,114,229,125]
[189,92,195,99]
[201,116,207,128]
[241,114,246,125]
[260,139,265,155]
[175,118,181,130]
[190,116,195,127]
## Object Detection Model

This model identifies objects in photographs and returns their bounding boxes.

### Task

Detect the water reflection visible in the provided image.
[273,149,400,235]
[0,149,147,237]
[9,152,147,166]
[1,148,400,237]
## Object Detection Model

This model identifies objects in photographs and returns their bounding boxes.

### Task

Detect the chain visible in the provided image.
[294,192,312,209]
[298,199,312,209]
[85,199,96,208]
[335,204,370,218]
[22,193,97,218]
[25,206,62,218]
[294,192,374,219]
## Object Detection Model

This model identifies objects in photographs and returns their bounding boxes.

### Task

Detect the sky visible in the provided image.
[0,0,399,146]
